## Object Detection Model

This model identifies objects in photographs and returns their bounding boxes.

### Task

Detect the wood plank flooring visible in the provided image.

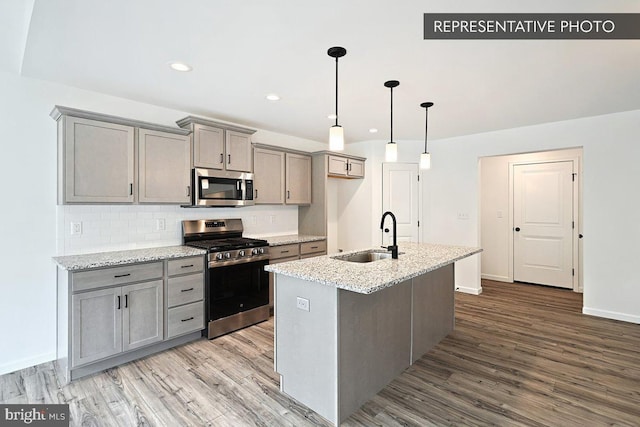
[2,280,639,426]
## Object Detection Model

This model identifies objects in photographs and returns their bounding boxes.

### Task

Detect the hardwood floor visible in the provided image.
[2,280,639,426]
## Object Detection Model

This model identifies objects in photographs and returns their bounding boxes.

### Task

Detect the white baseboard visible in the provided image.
[481,274,511,283]
[456,285,483,295]
[582,307,640,324]
[0,352,56,376]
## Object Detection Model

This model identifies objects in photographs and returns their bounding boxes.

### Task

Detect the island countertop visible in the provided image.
[265,242,481,294]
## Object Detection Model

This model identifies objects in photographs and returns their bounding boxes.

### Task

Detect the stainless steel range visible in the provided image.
[182,218,270,339]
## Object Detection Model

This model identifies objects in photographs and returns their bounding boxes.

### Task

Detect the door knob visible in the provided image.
[514,227,521,232]
[579,234,584,239]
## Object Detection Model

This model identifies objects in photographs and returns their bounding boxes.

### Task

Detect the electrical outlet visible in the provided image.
[269,215,276,224]
[457,212,469,220]
[296,297,310,312]
[497,210,503,218]
[156,218,166,231]
[70,222,82,235]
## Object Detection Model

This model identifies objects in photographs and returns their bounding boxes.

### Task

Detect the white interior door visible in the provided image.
[513,161,574,288]
[382,163,420,245]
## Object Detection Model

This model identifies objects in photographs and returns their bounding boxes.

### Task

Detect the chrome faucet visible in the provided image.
[380,211,399,259]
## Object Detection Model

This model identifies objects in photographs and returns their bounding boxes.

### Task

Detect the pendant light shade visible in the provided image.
[329,125,344,151]
[420,102,434,170]
[384,80,400,162]
[419,152,431,169]
[328,46,346,151]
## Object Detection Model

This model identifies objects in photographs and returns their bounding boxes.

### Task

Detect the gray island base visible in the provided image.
[266,243,481,425]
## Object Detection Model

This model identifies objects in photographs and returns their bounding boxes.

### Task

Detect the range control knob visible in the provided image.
[224,252,231,259]
[238,250,245,257]
[251,248,259,255]
[215,253,223,261]
[258,247,265,254]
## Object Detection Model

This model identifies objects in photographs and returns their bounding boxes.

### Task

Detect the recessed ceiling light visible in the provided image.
[369,128,378,133]
[327,114,337,120]
[266,94,281,101]
[169,62,192,72]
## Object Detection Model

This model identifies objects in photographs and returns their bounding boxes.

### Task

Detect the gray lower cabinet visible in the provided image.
[165,257,205,339]
[71,279,163,367]
[58,255,205,383]
[268,240,327,307]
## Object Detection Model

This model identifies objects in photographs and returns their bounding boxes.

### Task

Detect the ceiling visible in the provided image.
[3,0,640,144]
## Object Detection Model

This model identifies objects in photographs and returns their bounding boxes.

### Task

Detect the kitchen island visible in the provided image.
[265,242,481,425]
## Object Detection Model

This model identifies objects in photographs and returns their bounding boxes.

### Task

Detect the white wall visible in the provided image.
[0,70,323,375]
[347,111,640,323]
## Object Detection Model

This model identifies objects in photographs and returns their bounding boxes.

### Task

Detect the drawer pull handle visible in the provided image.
[310,246,318,249]
[281,250,290,254]
[181,317,195,322]
[114,273,131,278]
[181,264,194,268]
[181,288,194,293]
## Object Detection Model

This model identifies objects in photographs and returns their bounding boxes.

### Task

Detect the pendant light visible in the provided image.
[420,102,434,169]
[328,46,346,151]
[384,80,399,162]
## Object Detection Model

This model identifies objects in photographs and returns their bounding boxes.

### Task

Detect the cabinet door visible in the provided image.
[285,153,312,204]
[64,116,135,203]
[347,159,365,178]
[138,129,191,204]
[328,155,348,176]
[72,287,122,367]
[122,280,164,351]
[253,148,285,204]
[225,131,252,172]
[193,124,224,169]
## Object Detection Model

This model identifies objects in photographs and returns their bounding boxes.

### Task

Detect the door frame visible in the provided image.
[508,154,582,291]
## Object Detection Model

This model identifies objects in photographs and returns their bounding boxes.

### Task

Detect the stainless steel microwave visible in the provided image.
[191,168,254,207]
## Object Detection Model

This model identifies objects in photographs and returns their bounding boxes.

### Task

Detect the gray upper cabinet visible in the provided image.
[62,116,135,204]
[177,116,256,172]
[328,154,365,179]
[51,106,191,205]
[253,147,285,204]
[138,129,191,204]
[193,124,224,169]
[286,152,312,205]
[226,130,252,172]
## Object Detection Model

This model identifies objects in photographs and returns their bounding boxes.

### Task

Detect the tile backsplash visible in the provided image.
[56,204,299,255]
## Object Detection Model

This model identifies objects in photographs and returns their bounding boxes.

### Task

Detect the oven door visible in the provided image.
[208,259,269,321]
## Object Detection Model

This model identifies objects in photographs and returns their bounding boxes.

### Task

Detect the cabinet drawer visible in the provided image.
[72,262,163,292]
[167,256,204,276]
[270,244,300,260]
[167,273,204,308]
[167,302,204,338]
[300,240,327,255]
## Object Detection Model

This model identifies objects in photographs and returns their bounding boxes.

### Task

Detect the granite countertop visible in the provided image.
[248,234,326,246]
[265,242,482,294]
[53,246,207,271]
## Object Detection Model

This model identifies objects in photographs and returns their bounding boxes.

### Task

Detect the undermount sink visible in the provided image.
[331,250,395,263]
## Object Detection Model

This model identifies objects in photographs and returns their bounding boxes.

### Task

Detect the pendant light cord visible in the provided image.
[335,57,339,127]
[390,86,394,142]
[424,107,428,152]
